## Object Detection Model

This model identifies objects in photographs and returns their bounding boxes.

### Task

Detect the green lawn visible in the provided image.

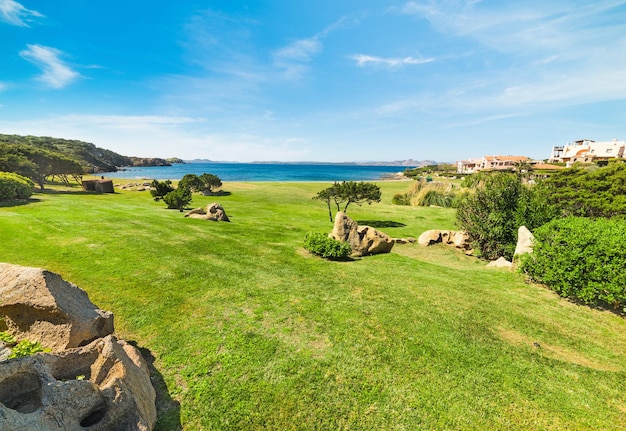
[1,181,625,430]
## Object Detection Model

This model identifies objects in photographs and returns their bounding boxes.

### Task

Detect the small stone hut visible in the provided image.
[82,179,114,193]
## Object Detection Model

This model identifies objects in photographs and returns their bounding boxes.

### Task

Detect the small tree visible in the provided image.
[456,172,557,260]
[150,179,174,201]
[178,174,204,192]
[163,187,192,211]
[198,173,222,194]
[313,181,381,222]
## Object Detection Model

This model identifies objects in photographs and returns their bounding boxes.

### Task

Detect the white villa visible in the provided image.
[457,138,625,174]
[550,139,625,166]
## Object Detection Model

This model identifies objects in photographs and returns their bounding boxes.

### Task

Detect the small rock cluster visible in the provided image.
[417,229,473,254]
[0,263,156,430]
[115,182,153,191]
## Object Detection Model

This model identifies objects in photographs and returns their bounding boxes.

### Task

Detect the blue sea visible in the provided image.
[100,162,410,182]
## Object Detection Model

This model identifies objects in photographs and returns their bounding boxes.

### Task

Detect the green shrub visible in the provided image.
[520,217,626,311]
[456,172,557,260]
[303,232,352,259]
[163,187,193,211]
[392,193,410,205]
[0,171,34,201]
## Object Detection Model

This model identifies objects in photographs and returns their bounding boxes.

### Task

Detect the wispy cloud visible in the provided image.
[352,54,435,67]
[382,0,626,114]
[272,14,360,81]
[0,0,43,27]
[19,44,80,88]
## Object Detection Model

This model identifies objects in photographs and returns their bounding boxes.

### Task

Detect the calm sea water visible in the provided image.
[101,162,409,182]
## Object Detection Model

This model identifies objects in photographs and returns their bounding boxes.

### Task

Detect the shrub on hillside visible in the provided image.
[304,232,352,259]
[520,217,626,311]
[456,172,557,260]
[539,161,626,218]
[0,171,34,201]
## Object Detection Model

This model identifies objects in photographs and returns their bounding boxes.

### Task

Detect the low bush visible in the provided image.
[520,216,626,311]
[303,232,352,259]
[0,171,34,201]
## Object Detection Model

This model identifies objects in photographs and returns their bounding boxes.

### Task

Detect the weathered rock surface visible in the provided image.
[0,263,114,352]
[0,335,156,431]
[418,229,473,254]
[329,212,394,256]
[0,263,157,430]
[514,225,535,257]
[486,257,513,269]
[184,202,230,221]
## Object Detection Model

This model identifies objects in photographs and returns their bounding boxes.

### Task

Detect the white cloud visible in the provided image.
[352,54,435,67]
[274,38,322,62]
[19,44,80,89]
[0,0,43,27]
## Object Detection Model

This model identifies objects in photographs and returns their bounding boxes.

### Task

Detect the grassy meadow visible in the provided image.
[1,179,625,430]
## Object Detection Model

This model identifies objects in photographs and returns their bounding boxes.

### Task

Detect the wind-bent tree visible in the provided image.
[198,173,222,194]
[178,173,222,195]
[150,179,174,201]
[314,181,382,222]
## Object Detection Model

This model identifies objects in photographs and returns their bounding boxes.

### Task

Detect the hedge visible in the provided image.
[0,171,34,201]
[520,216,626,311]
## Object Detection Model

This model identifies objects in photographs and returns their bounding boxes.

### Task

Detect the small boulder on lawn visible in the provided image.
[184,202,230,221]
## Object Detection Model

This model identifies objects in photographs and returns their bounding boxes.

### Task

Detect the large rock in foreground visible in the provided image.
[0,335,156,431]
[0,263,114,352]
[329,212,394,256]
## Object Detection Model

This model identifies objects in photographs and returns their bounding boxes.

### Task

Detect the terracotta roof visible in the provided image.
[484,155,530,162]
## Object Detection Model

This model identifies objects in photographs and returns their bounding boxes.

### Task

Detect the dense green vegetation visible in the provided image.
[539,160,626,218]
[0,180,624,430]
[521,217,626,311]
[303,232,352,259]
[0,171,34,201]
[0,133,132,175]
[455,172,557,260]
[403,163,457,178]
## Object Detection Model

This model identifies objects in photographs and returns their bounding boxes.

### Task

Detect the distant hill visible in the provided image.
[0,134,173,173]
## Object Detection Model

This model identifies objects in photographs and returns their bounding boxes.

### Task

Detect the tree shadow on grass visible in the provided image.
[0,198,42,208]
[356,220,407,228]
[130,343,183,431]
[203,190,231,197]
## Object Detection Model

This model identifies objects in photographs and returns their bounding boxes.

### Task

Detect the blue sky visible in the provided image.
[1,0,626,162]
